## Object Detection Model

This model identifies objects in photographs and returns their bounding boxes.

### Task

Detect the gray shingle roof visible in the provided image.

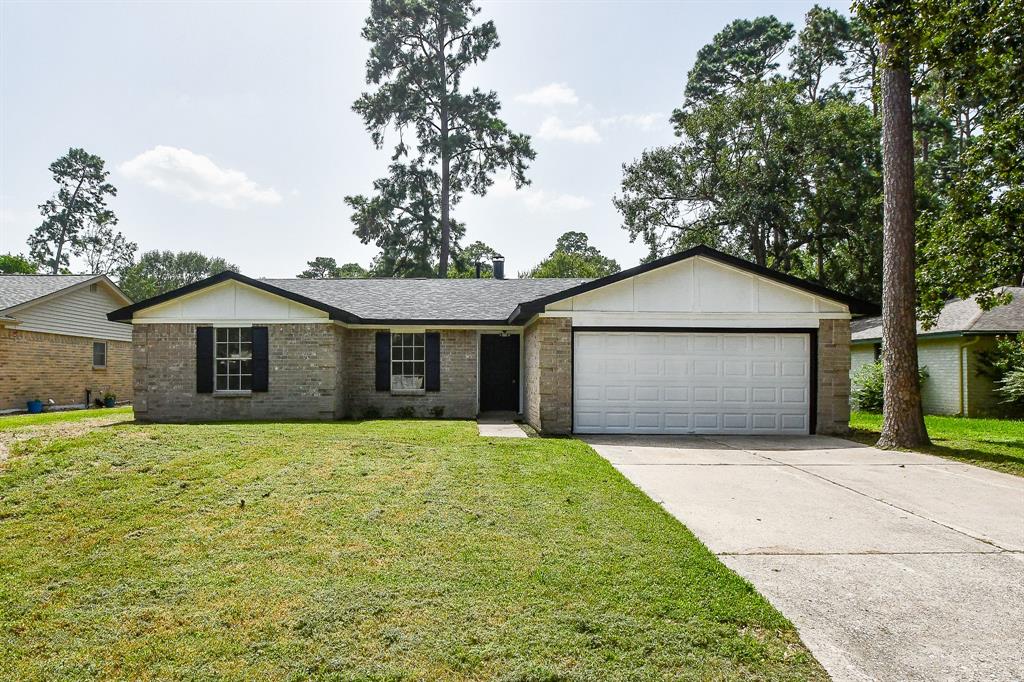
[0,274,98,313]
[851,287,1024,342]
[262,277,591,322]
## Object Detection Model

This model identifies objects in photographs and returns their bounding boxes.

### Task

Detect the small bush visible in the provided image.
[361,406,382,419]
[394,406,416,419]
[429,405,445,419]
[851,360,929,412]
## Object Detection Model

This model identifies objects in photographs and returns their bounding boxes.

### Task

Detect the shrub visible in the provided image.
[361,405,382,420]
[996,368,1024,405]
[851,360,929,412]
[429,405,445,419]
[979,333,1024,381]
[394,406,416,419]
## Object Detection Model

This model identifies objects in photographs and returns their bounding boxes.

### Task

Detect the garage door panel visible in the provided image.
[574,331,810,435]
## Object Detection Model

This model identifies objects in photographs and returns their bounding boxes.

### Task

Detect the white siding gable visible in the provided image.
[545,256,850,327]
[11,282,132,341]
[134,280,329,323]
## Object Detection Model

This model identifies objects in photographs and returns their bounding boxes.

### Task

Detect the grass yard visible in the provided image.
[0,412,824,681]
[0,406,132,432]
[849,411,1024,477]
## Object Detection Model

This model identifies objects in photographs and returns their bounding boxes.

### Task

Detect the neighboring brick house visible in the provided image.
[0,274,133,412]
[851,287,1023,417]
[109,246,876,435]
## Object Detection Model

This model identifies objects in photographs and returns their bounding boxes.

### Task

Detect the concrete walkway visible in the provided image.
[583,434,1024,682]
[477,413,528,438]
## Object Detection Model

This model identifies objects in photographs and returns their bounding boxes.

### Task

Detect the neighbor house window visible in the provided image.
[215,327,252,391]
[391,332,425,392]
[92,341,107,369]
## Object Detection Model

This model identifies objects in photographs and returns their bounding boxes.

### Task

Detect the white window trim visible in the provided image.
[92,340,107,369]
[391,331,426,395]
[214,326,253,394]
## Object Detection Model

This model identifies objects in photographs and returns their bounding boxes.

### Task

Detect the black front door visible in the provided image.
[480,334,520,412]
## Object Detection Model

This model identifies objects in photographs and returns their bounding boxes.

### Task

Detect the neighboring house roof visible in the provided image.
[0,274,130,315]
[0,274,99,313]
[109,245,880,324]
[851,287,1024,343]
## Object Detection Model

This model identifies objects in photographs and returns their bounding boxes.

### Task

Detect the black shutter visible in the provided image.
[251,326,269,392]
[375,332,391,391]
[196,327,214,393]
[425,332,440,392]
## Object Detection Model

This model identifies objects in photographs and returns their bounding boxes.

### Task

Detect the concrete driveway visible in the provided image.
[583,434,1024,682]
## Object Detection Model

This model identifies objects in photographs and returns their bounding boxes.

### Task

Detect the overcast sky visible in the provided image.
[0,0,847,278]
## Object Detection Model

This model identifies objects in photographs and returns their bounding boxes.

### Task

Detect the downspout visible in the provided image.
[958,335,981,416]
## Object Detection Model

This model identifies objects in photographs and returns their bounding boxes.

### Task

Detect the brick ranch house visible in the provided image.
[108,246,877,435]
[1,274,133,412]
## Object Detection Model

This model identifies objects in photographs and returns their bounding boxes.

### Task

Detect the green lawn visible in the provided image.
[0,406,132,432]
[0,412,824,680]
[849,411,1024,477]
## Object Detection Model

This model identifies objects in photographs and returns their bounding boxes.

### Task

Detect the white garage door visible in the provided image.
[573,331,811,435]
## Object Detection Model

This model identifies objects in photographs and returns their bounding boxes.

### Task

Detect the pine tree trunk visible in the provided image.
[436,23,450,279]
[878,42,929,449]
[439,130,450,279]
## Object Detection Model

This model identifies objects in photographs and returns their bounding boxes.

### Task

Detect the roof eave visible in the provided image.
[512,245,880,316]
[107,271,362,323]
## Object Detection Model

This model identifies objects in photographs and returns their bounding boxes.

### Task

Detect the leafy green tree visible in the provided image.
[448,240,499,278]
[118,250,237,302]
[298,257,369,278]
[298,257,343,279]
[29,148,119,274]
[350,0,535,277]
[0,253,38,274]
[347,162,465,277]
[338,262,370,278]
[527,231,620,279]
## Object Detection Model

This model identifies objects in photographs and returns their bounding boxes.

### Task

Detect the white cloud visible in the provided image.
[119,146,282,209]
[515,82,579,106]
[599,112,663,132]
[489,177,592,213]
[536,116,602,144]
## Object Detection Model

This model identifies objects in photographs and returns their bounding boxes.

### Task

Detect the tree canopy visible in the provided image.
[118,251,238,302]
[616,9,884,302]
[0,253,37,274]
[526,231,620,279]
[29,148,124,275]
[297,257,369,279]
[448,240,499,278]
[348,0,535,277]
[854,0,1023,322]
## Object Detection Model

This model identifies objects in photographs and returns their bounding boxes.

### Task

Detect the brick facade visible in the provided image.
[523,317,572,435]
[132,323,338,422]
[132,324,478,422]
[816,318,852,435]
[0,327,131,410]
[130,317,853,436]
[344,329,477,419]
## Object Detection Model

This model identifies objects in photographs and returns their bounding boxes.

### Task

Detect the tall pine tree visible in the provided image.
[349,0,535,277]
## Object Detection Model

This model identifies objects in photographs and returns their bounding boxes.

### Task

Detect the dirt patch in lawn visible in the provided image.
[0,412,132,465]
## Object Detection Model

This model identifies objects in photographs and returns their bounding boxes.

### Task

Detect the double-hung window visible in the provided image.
[215,327,252,391]
[92,341,107,369]
[391,332,425,392]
